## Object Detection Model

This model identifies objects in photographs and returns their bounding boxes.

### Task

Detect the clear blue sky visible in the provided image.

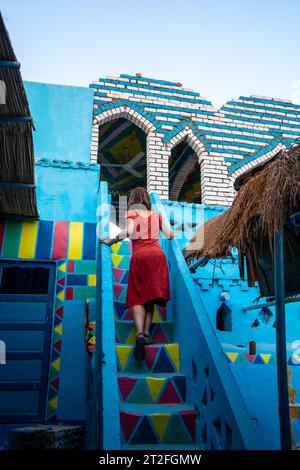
[2,0,300,108]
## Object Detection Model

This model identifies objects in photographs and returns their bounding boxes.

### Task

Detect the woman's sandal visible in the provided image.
[133,333,145,361]
[143,333,154,345]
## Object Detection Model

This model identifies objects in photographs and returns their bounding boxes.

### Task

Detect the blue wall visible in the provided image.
[24,82,99,426]
[24,81,94,162]
[190,206,300,449]
[159,200,300,449]
[35,161,100,222]
[57,301,88,422]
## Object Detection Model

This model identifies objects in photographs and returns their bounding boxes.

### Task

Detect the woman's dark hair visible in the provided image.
[127,187,151,210]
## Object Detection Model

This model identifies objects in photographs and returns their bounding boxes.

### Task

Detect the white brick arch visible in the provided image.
[165,125,209,162]
[93,104,157,133]
[165,125,209,202]
[90,103,158,162]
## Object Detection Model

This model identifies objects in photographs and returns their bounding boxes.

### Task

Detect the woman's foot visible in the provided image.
[143,333,154,345]
[133,333,145,361]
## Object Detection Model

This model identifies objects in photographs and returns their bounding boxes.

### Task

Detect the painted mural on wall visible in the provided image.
[0,218,97,422]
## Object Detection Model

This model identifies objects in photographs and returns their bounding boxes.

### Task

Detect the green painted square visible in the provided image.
[2,220,22,258]
[75,260,97,274]
[74,286,96,300]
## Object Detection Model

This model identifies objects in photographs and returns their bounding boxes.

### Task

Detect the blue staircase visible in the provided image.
[90,183,259,450]
[111,241,199,448]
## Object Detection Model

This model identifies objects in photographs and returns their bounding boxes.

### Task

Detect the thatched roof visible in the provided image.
[184,141,300,290]
[183,212,230,260]
[0,12,38,218]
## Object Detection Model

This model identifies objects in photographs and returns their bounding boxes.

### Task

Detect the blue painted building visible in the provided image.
[1,65,300,450]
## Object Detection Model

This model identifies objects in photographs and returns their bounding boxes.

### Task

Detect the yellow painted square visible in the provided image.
[88,274,96,286]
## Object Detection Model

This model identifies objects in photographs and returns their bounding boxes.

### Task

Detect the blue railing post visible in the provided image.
[89,182,120,450]
[274,224,292,450]
[88,184,105,449]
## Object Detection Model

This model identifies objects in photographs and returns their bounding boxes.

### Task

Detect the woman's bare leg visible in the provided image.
[132,304,146,361]
[132,304,146,337]
[144,302,154,336]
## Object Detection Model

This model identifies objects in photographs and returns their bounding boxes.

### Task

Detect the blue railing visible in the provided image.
[87,181,120,449]
[151,192,259,450]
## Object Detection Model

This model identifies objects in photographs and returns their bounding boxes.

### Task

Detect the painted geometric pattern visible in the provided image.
[225,351,300,366]
[115,320,173,344]
[85,321,96,355]
[120,408,196,444]
[117,344,180,373]
[0,218,97,261]
[111,240,197,447]
[0,217,98,424]
[46,260,66,422]
[47,259,97,419]
[114,304,167,323]
[111,242,167,322]
[118,374,186,404]
[65,260,97,301]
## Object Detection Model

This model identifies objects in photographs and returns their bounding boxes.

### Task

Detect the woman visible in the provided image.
[101,187,174,361]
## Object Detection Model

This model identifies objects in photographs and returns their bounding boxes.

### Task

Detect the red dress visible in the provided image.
[124,210,170,309]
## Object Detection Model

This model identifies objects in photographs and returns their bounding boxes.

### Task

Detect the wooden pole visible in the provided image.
[274,224,292,450]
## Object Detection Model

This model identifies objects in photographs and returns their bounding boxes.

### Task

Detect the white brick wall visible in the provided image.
[89,74,300,207]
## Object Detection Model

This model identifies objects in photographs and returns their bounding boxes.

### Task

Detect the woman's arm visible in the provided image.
[160,217,175,240]
[101,218,135,246]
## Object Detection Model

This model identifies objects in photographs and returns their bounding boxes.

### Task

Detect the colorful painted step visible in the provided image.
[116,343,180,373]
[114,302,167,322]
[120,404,196,445]
[111,241,197,449]
[115,320,173,344]
[118,373,187,404]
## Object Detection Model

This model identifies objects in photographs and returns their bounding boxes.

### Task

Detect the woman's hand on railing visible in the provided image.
[100,238,115,246]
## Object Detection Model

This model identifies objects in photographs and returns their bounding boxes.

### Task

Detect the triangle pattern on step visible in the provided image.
[111,240,197,448]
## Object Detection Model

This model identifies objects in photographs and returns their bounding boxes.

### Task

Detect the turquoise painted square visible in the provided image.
[74,286,96,300]
[75,260,97,274]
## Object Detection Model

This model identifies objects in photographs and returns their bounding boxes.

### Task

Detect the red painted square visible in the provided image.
[66,287,73,300]
[68,261,75,272]
[52,221,69,259]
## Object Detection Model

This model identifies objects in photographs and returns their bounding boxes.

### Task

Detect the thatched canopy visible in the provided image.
[184,141,300,296]
[0,12,38,218]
